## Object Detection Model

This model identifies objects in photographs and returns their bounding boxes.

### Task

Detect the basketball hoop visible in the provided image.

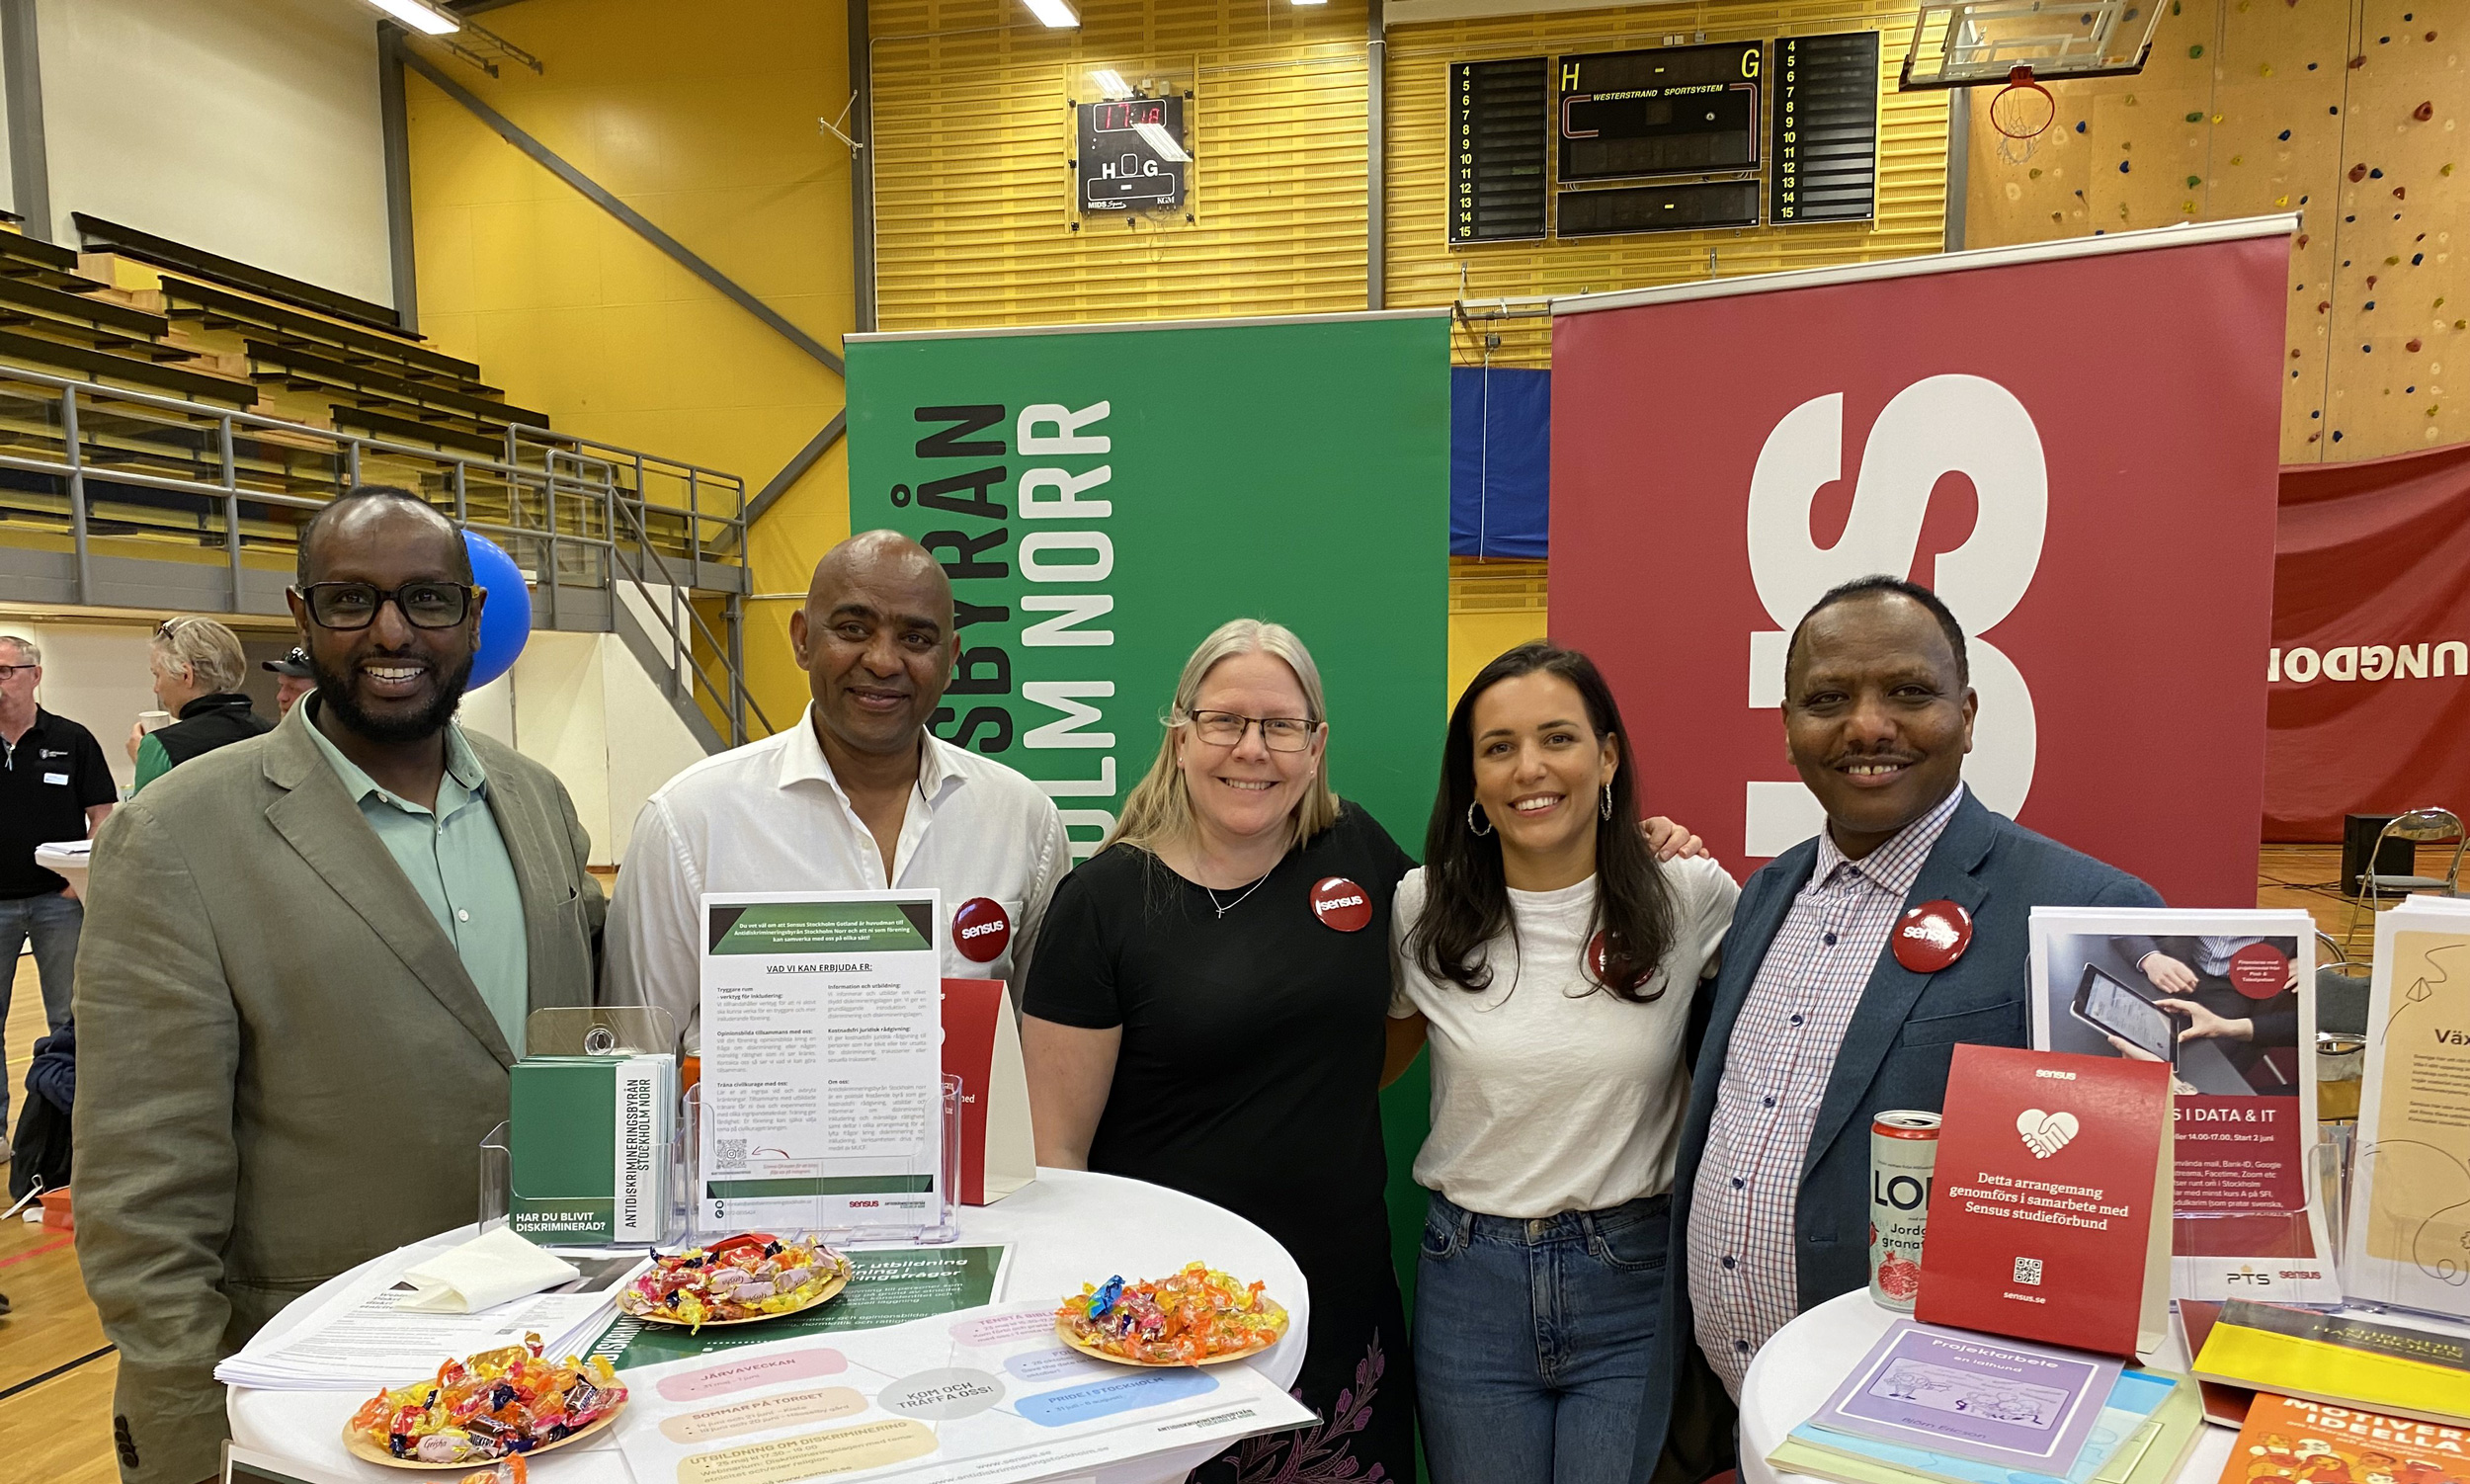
[1988,65,2056,164]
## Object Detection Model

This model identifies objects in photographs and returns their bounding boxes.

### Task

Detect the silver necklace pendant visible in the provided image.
[1204,871,1272,919]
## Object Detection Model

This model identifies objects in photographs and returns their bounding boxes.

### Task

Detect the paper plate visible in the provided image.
[342,1407,619,1470]
[1055,1298,1288,1367]
[621,1266,851,1328]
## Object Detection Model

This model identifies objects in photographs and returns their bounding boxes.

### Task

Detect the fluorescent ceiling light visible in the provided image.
[1023,0,1080,28]
[1091,68,1133,99]
[1132,121,1191,163]
[1292,0,1330,6]
[363,0,461,35]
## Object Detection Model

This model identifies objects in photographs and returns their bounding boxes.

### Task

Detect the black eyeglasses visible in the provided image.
[0,664,34,677]
[295,581,473,630]
[1183,709,1319,752]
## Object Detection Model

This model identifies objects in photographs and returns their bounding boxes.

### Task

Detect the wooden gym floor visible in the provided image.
[0,843,2430,1478]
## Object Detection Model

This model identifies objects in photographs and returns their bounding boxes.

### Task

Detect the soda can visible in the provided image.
[1869,1110,1941,1312]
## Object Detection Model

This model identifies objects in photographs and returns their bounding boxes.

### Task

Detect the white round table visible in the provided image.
[1736,1290,2233,1484]
[230,1168,1310,1484]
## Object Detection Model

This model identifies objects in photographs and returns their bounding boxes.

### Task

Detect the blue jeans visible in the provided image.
[0,890,81,1137]
[1414,1189,1673,1484]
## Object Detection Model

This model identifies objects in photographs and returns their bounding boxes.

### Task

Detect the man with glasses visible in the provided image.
[71,486,606,1484]
[607,529,1069,1051]
[0,632,114,1156]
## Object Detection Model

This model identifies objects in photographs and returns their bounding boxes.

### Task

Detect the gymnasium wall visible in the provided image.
[1960,0,2464,463]
[31,0,396,307]
[401,0,855,737]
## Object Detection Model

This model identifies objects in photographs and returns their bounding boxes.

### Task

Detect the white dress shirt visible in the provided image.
[606,705,1070,1049]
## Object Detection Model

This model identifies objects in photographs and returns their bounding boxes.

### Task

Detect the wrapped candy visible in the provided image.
[1058,1262,1288,1365]
[616,1232,853,1331]
[346,1335,626,1464]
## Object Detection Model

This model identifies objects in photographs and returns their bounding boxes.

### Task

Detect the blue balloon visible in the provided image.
[463,530,531,690]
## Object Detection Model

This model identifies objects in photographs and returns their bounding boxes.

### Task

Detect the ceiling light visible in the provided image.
[1023,0,1080,28]
[1292,0,1330,7]
[1132,121,1191,163]
[362,0,461,35]
[1091,68,1133,100]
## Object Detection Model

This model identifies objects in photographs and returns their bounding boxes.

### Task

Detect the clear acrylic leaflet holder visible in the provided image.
[687,1072,962,1248]
[478,1006,690,1252]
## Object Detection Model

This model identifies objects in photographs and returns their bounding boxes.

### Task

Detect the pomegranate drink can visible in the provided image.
[1869,1110,1941,1312]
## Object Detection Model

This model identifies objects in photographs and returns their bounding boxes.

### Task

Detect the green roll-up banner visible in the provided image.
[847,309,1450,1305]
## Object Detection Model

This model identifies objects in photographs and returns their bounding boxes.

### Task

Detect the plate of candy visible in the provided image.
[1056,1263,1289,1366]
[342,1335,625,1469]
[616,1232,853,1331]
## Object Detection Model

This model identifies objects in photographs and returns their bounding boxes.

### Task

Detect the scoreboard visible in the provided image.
[1555,43,1764,183]
[1076,96,1186,212]
[1448,57,1549,244]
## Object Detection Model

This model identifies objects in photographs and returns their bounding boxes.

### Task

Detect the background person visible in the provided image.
[73,487,606,1484]
[605,530,1067,1050]
[127,617,271,792]
[1635,576,2164,1484]
[262,645,314,715]
[0,632,113,1151]
[1389,642,1740,1484]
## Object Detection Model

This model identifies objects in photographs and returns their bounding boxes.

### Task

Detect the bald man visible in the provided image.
[607,531,1069,1049]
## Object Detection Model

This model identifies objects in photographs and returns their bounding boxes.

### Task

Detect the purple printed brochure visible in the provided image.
[1814,1320,2123,1472]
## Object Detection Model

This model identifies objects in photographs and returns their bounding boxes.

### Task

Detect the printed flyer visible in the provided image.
[2029,908,2339,1304]
[2346,896,2470,1320]
[699,891,947,1235]
[611,1299,1315,1484]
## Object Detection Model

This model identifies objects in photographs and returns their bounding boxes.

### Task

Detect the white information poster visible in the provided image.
[700,890,946,1234]
[2346,895,2470,1320]
[2028,907,2340,1304]
[612,1300,1315,1484]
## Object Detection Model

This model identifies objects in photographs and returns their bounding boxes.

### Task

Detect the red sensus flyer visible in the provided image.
[1916,1044,2174,1358]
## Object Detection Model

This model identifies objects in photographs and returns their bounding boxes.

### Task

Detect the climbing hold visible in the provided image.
[2296,232,2310,247]
[2334,431,2345,442]
[2362,344,2373,353]
[2120,159,2132,172]
[2318,301,2331,313]
[2291,349,2302,359]
[2370,167,2385,178]
[2408,339,2423,352]
[2417,101,2436,121]
[2394,186,2407,199]
[2189,43,2204,57]
[2232,154,2244,165]
[2213,113,2225,124]
[2187,174,2203,187]
[2279,129,2292,140]
[2349,55,2365,68]
[2413,254,2425,265]
[2445,164,2457,176]
[2186,111,2204,122]
[2349,163,2369,180]
[2366,301,2377,309]
[2368,275,2379,287]
[2183,199,2197,211]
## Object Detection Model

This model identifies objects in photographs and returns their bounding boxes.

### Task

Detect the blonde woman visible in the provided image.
[1023,618,1420,1483]
[129,616,269,792]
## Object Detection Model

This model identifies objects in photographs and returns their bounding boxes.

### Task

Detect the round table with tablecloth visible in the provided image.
[228,1168,1310,1484]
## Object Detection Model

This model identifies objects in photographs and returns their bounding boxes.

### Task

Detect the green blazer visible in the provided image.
[71,701,606,1484]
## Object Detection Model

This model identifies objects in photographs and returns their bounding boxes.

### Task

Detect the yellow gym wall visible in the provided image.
[1959,0,2464,462]
[402,0,855,735]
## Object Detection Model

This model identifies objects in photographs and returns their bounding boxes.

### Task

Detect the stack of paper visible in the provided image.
[215,1252,641,1391]
[2188,1299,2470,1427]
[1769,1320,2204,1484]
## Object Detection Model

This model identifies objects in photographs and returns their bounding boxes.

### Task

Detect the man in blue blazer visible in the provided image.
[1633,576,2162,1484]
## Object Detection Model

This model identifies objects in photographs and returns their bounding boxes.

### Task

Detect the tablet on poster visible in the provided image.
[2027,908,2339,1305]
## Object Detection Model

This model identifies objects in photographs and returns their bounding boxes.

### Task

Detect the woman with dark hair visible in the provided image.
[1387,641,1740,1484]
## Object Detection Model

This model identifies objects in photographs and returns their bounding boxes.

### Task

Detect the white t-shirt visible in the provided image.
[1388,856,1741,1219]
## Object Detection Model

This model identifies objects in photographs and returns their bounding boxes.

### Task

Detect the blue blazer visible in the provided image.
[1632,789,2162,1484]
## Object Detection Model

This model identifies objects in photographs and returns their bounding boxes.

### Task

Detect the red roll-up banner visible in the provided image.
[2266,441,2470,841]
[1551,220,2294,907]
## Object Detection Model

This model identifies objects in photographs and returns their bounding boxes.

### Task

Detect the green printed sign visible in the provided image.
[705,899,937,955]
[848,310,1451,1304]
[592,1245,1010,1369]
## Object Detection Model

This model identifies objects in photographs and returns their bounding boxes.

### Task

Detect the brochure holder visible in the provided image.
[685,1073,962,1248]
[477,1007,689,1251]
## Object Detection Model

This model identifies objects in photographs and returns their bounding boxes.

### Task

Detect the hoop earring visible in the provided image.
[1467,802,1493,837]
[1601,785,1614,821]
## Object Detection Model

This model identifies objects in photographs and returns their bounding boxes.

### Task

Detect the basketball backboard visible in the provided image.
[1900,0,2165,88]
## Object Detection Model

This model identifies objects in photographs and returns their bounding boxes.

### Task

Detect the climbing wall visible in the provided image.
[1962,0,2463,462]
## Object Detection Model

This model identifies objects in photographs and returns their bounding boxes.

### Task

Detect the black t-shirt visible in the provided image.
[1023,799,1416,1267]
[1,706,116,898]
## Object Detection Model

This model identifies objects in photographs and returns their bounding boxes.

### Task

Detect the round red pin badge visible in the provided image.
[1892,900,1973,973]
[1310,876,1372,933]
[2226,941,2293,1000]
[952,896,1012,963]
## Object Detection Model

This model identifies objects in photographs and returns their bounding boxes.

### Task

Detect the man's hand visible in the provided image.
[1643,816,1710,863]
[2157,997,2254,1043]
[2137,951,2199,995]
[60,881,78,903]
[125,719,144,763]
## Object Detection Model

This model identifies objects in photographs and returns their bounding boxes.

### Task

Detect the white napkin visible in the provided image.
[396,1227,581,1313]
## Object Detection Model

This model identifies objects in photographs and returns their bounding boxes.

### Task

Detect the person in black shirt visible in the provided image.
[1023,618,1421,1484]
[127,617,271,793]
[0,632,115,1148]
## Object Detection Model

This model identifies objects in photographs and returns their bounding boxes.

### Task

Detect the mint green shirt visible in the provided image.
[305,710,531,1055]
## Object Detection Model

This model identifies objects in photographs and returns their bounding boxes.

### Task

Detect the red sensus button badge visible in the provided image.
[1310,877,1371,932]
[1892,900,1973,973]
[952,897,1012,962]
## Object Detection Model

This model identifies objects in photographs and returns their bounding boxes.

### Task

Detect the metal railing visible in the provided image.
[0,363,768,748]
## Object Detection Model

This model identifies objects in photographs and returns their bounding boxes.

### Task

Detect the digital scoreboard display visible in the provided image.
[1770,32,1881,223]
[1447,56,1549,244]
[1076,95,1186,212]
[1556,42,1764,183]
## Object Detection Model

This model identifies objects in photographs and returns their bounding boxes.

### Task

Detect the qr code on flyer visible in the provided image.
[714,1137,747,1169]
[2014,1257,2044,1285]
